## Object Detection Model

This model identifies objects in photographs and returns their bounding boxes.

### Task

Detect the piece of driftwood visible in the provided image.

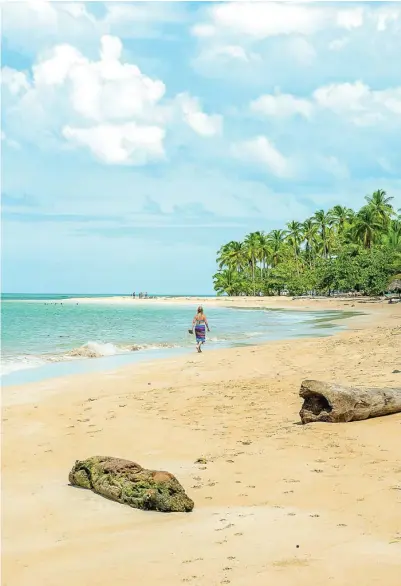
[299,380,401,424]
[69,456,194,512]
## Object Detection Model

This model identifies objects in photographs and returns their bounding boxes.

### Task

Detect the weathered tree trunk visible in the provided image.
[299,380,401,424]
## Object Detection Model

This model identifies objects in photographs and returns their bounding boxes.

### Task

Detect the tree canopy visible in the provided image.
[213,190,401,297]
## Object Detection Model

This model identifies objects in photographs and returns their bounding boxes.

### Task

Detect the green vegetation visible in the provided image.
[214,190,401,297]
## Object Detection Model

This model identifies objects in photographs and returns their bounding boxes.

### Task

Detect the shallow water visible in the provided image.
[1,295,358,386]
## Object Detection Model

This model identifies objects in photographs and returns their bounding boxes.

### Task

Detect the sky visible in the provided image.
[1,0,401,294]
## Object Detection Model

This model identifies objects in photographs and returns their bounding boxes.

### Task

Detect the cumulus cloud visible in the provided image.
[251,93,312,119]
[1,35,222,164]
[231,136,292,178]
[2,0,188,54]
[31,36,166,124]
[177,93,222,137]
[313,81,401,124]
[202,44,260,64]
[62,123,165,165]
[1,66,30,95]
[373,6,401,32]
[251,82,401,127]
[192,2,365,40]
[336,7,364,30]
[191,2,401,91]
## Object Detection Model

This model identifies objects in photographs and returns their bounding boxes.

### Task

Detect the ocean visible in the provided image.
[1,294,356,386]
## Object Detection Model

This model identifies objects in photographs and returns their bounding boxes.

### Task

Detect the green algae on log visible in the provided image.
[69,456,194,512]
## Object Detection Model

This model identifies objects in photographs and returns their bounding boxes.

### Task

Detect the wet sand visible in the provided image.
[2,300,401,586]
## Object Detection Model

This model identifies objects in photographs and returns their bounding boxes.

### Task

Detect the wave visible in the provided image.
[2,340,180,376]
[66,341,123,358]
[68,340,181,358]
[1,355,49,376]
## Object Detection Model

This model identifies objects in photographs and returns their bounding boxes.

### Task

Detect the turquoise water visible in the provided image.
[1,295,356,385]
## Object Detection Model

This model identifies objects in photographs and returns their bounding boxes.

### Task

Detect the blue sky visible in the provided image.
[2,0,401,294]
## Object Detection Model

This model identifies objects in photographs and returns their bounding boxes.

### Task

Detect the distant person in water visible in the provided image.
[192,306,210,353]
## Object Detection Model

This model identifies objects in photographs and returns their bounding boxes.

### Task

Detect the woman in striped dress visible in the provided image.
[192,306,210,353]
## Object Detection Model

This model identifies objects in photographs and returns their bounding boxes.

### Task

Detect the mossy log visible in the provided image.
[69,456,194,512]
[299,380,401,424]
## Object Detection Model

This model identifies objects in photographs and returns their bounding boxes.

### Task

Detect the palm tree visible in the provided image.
[329,205,354,235]
[213,269,233,296]
[213,191,399,297]
[383,219,401,251]
[267,230,286,267]
[302,218,318,266]
[259,231,271,278]
[217,241,244,273]
[244,232,263,295]
[285,221,303,272]
[313,210,332,258]
[352,206,383,248]
[365,189,394,228]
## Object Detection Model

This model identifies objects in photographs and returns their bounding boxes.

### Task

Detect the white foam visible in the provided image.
[85,341,120,356]
[67,341,121,358]
[2,341,182,376]
[1,355,49,376]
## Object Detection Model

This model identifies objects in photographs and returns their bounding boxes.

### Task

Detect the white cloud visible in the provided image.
[1,66,30,95]
[192,2,366,41]
[374,6,401,32]
[251,92,312,119]
[2,0,187,53]
[210,44,258,63]
[30,36,166,123]
[232,136,292,178]
[250,82,401,128]
[313,81,401,124]
[62,123,165,165]
[193,3,328,39]
[336,8,364,31]
[313,81,370,114]
[1,35,221,163]
[177,93,222,137]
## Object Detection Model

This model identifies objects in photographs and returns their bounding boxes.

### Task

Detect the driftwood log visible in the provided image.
[299,380,401,424]
[69,456,194,512]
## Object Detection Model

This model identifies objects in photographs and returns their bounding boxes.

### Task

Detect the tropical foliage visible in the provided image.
[214,190,401,297]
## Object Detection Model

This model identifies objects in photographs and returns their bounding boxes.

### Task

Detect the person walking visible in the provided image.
[191,306,210,353]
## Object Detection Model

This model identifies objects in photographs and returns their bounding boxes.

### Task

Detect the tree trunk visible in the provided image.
[299,379,401,424]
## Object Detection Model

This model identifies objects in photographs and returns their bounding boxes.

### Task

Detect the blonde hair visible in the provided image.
[197,305,203,314]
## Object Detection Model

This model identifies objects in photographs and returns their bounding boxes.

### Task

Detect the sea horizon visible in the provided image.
[1,292,217,300]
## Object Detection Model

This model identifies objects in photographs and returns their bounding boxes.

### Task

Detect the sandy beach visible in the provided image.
[51,293,392,310]
[2,298,401,586]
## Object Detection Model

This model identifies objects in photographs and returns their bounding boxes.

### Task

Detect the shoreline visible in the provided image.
[3,302,401,585]
[2,299,373,388]
[2,301,395,403]
[40,293,389,310]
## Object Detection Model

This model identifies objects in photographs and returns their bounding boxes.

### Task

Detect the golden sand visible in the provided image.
[2,298,401,586]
